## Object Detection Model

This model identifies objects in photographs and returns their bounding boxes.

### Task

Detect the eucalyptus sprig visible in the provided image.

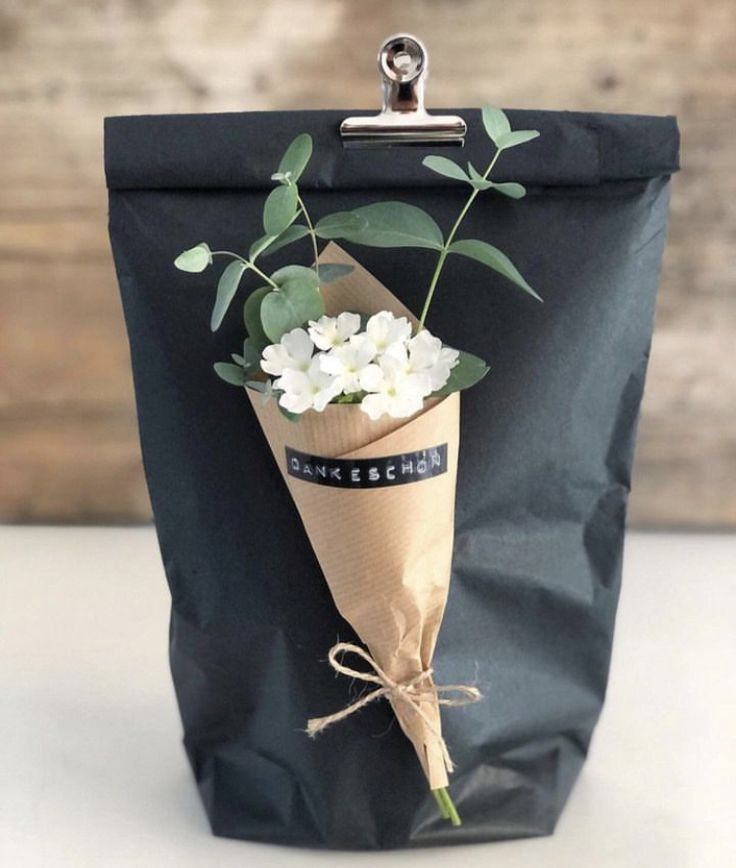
[174,133,364,398]
[173,106,541,414]
[325,105,542,392]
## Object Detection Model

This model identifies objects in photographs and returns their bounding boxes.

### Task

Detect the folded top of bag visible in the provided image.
[104,108,679,192]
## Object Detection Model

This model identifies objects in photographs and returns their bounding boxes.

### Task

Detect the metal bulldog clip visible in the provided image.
[340,33,466,146]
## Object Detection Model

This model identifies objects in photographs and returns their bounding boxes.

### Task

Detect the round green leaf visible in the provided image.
[277,133,313,183]
[243,286,272,351]
[314,211,367,239]
[337,202,444,250]
[422,155,470,184]
[214,362,247,387]
[210,260,247,331]
[260,281,324,343]
[270,264,319,289]
[174,243,211,272]
[263,184,298,236]
[481,106,511,147]
[449,239,541,301]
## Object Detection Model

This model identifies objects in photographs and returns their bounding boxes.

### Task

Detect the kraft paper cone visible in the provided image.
[246,244,462,790]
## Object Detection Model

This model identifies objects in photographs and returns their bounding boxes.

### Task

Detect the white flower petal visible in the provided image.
[319,352,343,377]
[281,327,314,364]
[360,393,388,420]
[307,315,338,351]
[312,379,343,412]
[335,312,361,341]
[358,363,383,392]
[279,392,313,414]
[261,344,291,376]
[408,330,442,370]
[308,312,360,351]
[387,392,424,418]
[366,311,412,351]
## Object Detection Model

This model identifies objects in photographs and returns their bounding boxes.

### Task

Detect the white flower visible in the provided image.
[259,311,460,418]
[261,328,314,377]
[359,354,430,420]
[319,336,377,393]
[275,357,342,414]
[307,312,361,351]
[386,329,460,392]
[365,311,412,352]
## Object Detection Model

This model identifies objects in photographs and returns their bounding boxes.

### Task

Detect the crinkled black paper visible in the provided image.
[105,108,679,849]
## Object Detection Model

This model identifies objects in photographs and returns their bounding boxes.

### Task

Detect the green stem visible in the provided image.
[211,250,278,289]
[297,193,321,281]
[435,786,462,827]
[417,147,504,330]
[433,788,450,819]
[247,259,279,289]
[211,249,247,263]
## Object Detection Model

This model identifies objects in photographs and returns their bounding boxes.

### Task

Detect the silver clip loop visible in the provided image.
[340,34,466,145]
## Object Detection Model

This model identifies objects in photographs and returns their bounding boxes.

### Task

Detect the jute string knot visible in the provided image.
[305,641,482,774]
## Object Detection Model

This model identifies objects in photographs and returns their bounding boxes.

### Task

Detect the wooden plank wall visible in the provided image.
[1,0,734,527]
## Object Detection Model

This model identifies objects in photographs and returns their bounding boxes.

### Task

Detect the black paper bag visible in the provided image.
[104,108,679,849]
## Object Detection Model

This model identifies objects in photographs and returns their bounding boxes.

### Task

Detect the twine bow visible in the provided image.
[305,641,482,774]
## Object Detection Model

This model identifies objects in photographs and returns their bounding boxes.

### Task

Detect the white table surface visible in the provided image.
[1,527,734,868]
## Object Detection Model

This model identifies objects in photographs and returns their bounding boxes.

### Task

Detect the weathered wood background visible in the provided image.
[1,0,734,527]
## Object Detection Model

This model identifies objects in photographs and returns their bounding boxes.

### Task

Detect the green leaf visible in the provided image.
[489,181,527,199]
[243,337,262,370]
[336,202,444,250]
[231,353,245,365]
[278,403,300,423]
[449,239,541,301]
[260,224,310,257]
[433,350,489,395]
[263,184,298,236]
[317,263,354,283]
[467,164,526,198]
[249,234,276,261]
[210,260,247,331]
[334,392,363,404]
[246,379,269,393]
[174,243,212,272]
[260,281,324,343]
[243,286,272,350]
[495,130,540,150]
[481,106,511,146]
[270,264,319,289]
[466,162,494,190]
[214,362,247,387]
[422,155,470,183]
[277,133,313,183]
[314,211,367,239]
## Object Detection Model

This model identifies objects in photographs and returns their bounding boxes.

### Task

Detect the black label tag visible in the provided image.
[285,444,447,489]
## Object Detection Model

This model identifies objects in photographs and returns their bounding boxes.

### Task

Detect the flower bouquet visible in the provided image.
[173,107,541,825]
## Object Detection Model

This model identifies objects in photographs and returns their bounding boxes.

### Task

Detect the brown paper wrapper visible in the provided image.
[246,244,460,790]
